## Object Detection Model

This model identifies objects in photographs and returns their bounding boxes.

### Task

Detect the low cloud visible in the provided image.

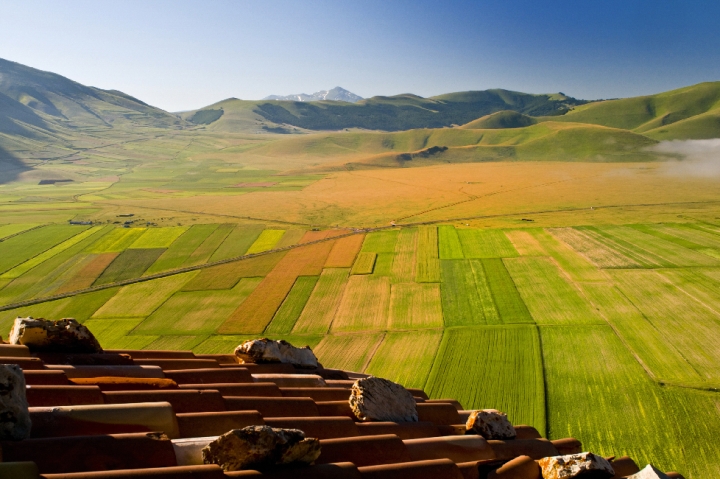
[649,139,720,177]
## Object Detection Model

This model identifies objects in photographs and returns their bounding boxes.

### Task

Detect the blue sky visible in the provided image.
[2,0,719,111]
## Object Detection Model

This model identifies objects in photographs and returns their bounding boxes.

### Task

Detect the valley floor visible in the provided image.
[2,158,720,477]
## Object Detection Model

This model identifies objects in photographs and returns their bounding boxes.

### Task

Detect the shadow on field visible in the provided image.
[0,145,30,184]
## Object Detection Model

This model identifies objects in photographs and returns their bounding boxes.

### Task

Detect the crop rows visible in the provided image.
[0,225,84,274]
[135,277,262,334]
[266,276,319,334]
[391,228,417,283]
[208,224,265,261]
[324,234,364,268]
[351,252,376,275]
[540,325,693,476]
[94,248,166,285]
[579,281,700,385]
[440,260,486,326]
[528,229,606,282]
[548,227,640,269]
[426,326,546,433]
[314,333,384,372]
[129,226,189,249]
[93,272,196,319]
[504,257,604,325]
[388,283,443,329]
[361,230,399,253]
[365,330,442,389]
[144,224,219,274]
[332,275,391,332]
[457,228,518,258]
[612,270,720,384]
[245,229,286,254]
[1,226,102,280]
[416,226,440,282]
[292,268,350,334]
[438,225,464,259]
[88,228,146,253]
[218,236,337,334]
[182,252,284,291]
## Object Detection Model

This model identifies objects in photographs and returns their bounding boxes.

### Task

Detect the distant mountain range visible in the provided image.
[263,87,363,103]
[1,57,719,153]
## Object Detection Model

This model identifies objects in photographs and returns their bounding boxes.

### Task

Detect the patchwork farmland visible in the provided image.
[2,220,720,476]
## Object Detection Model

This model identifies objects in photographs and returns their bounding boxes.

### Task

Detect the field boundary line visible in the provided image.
[0,224,46,243]
[6,198,720,312]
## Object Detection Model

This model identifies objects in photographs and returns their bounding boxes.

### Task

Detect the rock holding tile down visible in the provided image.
[349,376,418,422]
[9,317,103,354]
[201,426,321,471]
[628,465,671,479]
[466,409,516,440]
[0,364,32,440]
[539,452,614,479]
[235,338,318,368]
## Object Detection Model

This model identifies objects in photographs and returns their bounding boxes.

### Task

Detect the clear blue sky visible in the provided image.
[2,0,719,112]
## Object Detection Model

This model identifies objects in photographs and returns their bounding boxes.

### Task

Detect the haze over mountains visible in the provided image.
[263,87,363,103]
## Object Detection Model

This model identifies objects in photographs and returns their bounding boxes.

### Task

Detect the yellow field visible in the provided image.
[99,162,720,229]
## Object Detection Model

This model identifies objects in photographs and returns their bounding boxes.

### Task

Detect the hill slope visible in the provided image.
[546,81,720,140]
[237,121,658,172]
[0,58,185,140]
[461,110,537,129]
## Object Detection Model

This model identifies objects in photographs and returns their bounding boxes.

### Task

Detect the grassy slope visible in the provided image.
[546,81,720,140]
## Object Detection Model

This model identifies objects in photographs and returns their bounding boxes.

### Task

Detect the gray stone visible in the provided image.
[539,452,614,479]
[201,425,320,471]
[235,338,318,368]
[466,409,516,440]
[349,376,418,422]
[0,364,32,440]
[627,465,671,479]
[9,317,103,354]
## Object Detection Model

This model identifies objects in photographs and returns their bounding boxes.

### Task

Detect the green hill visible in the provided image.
[249,121,658,172]
[547,81,720,140]
[461,110,537,129]
[0,58,185,141]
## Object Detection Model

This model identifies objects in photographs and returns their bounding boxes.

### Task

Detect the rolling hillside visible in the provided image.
[0,58,186,159]
[235,121,659,172]
[545,81,720,140]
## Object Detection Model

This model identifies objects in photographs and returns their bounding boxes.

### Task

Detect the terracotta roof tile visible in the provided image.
[103,390,226,413]
[178,383,282,397]
[175,411,265,438]
[163,368,254,385]
[317,434,412,466]
[0,347,682,478]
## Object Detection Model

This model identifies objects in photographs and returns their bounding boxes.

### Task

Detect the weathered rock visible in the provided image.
[235,338,318,369]
[466,409,516,440]
[539,452,614,479]
[0,364,32,440]
[349,376,418,422]
[9,317,102,354]
[201,425,321,471]
[627,465,671,479]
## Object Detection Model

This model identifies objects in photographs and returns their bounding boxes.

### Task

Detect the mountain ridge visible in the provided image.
[263,86,363,103]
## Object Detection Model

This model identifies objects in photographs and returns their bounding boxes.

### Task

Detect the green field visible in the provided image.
[427,326,545,432]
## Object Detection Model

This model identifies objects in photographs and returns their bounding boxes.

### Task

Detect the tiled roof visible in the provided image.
[0,344,685,479]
